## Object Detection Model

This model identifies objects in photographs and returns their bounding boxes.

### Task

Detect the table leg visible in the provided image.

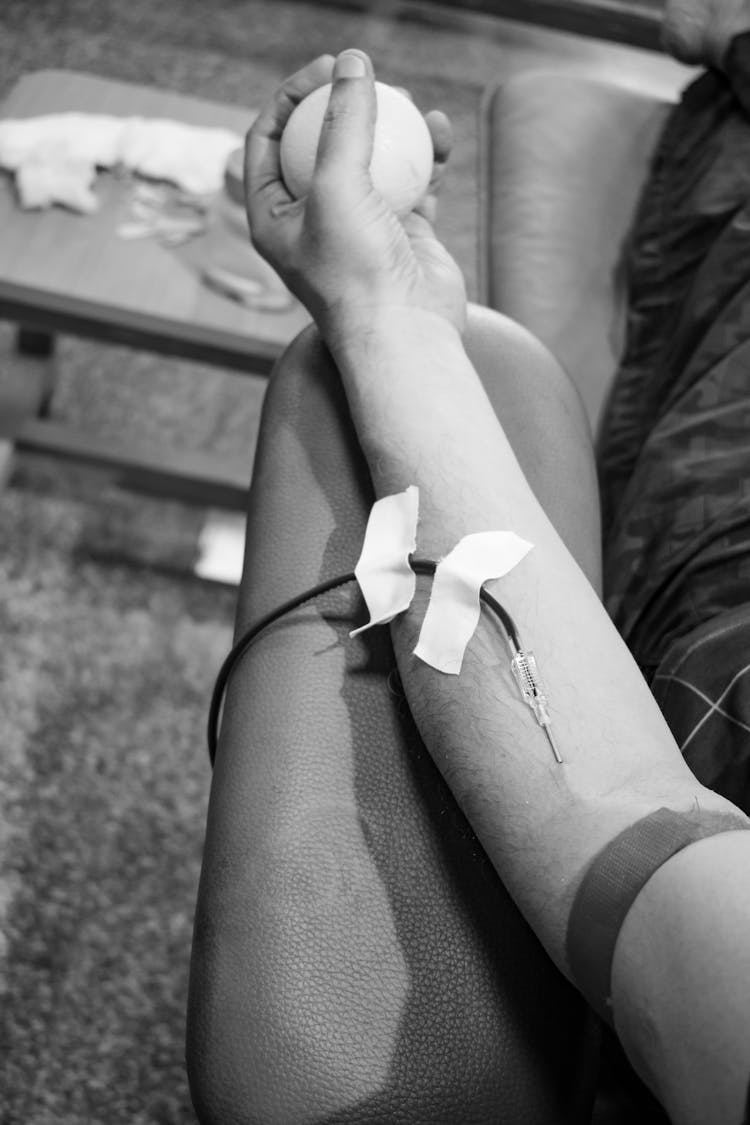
[11,328,56,418]
[16,327,55,359]
[0,439,15,491]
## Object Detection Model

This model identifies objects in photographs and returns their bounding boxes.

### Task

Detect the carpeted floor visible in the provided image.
[0,2,681,1121]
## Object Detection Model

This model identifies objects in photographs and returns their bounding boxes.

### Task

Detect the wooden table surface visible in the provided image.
[0,69,310,374]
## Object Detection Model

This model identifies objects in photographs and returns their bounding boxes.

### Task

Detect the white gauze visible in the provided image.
[350,486,419,637]
[0,113,246,210]
[414,531,533,674]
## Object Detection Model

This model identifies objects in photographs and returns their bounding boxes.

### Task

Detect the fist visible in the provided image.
[279,80,434,216]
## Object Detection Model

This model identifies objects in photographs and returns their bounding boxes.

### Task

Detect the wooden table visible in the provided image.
[0,70,310,509]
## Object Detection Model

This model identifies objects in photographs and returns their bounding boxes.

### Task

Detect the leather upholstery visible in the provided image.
[187,327,596,1125]
[478,72,672,432]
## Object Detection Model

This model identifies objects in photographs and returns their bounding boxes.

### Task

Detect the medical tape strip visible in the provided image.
[350,485,419,637]
[566,805,750,1025]
[413,531,533,674]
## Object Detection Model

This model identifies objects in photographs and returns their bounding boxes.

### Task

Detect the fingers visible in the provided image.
[314,50,377,190]
[245,53,334,223]
[395,89,452,188]
[426,110,452,173]
[389,91,453,187]
[414,109,452,223]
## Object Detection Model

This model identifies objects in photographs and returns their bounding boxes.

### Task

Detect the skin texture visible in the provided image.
[662,0,750,66]
[244,50,750,1124]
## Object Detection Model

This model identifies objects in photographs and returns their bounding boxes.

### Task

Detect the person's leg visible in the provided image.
[596,29,750,811]
[187,306,601,1125]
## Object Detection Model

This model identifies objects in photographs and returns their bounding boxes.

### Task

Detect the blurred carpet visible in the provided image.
[0,1,491,1121]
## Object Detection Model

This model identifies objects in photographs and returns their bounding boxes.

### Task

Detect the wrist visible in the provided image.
[322,303,464,367]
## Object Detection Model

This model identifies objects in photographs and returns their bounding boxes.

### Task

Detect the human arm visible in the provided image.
[662,0,750,68]
[245,50,750,1123]
[325,307,750,1125]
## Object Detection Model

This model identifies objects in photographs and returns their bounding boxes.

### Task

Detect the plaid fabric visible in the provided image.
[598,34,750,815]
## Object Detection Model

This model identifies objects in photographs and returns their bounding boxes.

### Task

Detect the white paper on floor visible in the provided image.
[195,511,246,585]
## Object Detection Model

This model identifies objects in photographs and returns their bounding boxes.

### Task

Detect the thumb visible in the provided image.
[314,49,376,184]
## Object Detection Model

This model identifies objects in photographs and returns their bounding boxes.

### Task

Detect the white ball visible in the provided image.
[279,81,434,216]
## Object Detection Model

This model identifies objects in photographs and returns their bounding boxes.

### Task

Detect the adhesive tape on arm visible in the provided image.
[350,486,419,637]
[414,531,533,673]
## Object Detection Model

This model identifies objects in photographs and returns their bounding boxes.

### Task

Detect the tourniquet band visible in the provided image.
[566,805,750,1024]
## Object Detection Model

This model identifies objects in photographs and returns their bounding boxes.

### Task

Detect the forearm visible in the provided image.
[326,308,740,965]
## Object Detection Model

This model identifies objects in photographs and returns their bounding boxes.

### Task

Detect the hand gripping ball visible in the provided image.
[280,81,434,216]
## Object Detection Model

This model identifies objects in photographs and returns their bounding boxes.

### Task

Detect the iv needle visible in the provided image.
[510,649,564,765]
[544,724,564,765]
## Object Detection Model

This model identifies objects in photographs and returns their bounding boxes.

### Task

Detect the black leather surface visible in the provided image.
[187,326,596,1124]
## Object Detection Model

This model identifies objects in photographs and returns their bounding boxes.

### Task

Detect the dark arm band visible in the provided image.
[566,805,750,1025]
